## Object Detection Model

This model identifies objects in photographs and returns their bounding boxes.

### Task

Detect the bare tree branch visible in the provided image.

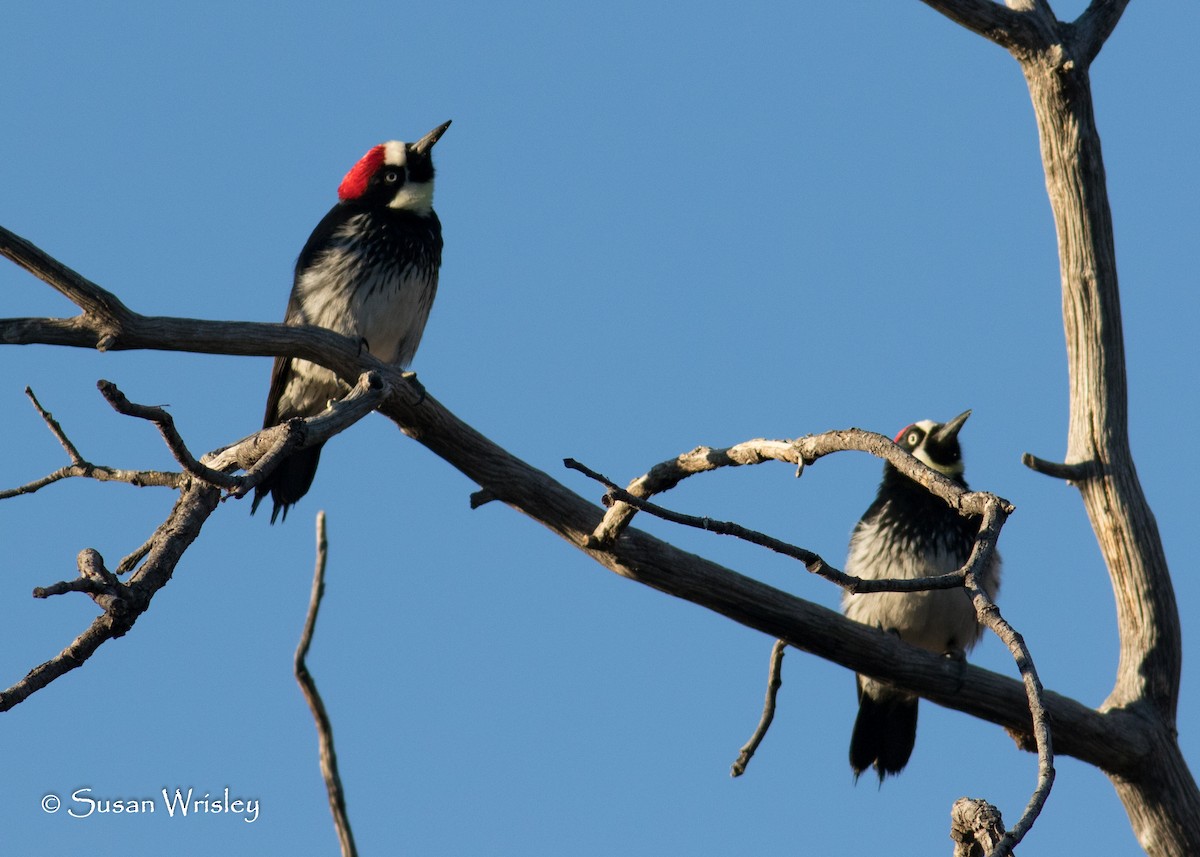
[202,370,387,498]
[0,225,423,411]
[924,0,1200,852]
[1073,0,1132,67]
[951,798,1009,857]
[959,505,1053,854]
[96,379,242,491]
[916,0,1053,53]
[731,639,787,778]
[0,228,1146,772]
[0,386,183,499]
[295,511,358,857]
[0,224,134,340]
[584,433,1007,549]
[573,445,1051,852]
[0,475,221,711]
[1020,452,1098,482]
[567,456,988,594]
[0,372,387,710]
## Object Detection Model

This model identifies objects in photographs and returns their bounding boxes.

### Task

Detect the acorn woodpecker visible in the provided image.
[841,410,1000,781]
[252,121,451,523]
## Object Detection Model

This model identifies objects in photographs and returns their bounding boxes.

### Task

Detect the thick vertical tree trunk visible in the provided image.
[1017,33,1198,857]
[921,1,1200,850]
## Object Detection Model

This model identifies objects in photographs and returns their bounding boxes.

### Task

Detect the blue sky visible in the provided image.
[2,2,1198,855]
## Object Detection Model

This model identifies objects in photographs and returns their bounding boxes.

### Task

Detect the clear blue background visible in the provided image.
[2,2,1197,855]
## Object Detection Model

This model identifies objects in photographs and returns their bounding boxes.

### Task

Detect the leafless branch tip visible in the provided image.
[731,639,787,777]
[295,511,358,857]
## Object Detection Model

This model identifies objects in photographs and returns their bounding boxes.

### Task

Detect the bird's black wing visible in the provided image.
[261,201,352,428]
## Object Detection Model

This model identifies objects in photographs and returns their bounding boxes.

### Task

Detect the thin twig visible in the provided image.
[577,431,1010,548]
[0,461,181,499]
[566,458,977,594]
[959,504,1054,857]
[580,438,805,547]
[295,511,357,857]
[0,374,387,712]
[202,371,388,499]
[731,639,787,777]
[0,386,183,500]
[97,379,242,491]
[116,535,157,575]
[24,386,84,461]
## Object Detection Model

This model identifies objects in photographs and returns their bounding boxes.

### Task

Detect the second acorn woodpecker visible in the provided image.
[841,410,1000,782]
[252,121,451,523]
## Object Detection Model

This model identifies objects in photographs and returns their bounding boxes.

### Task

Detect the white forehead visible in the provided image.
[912,420,937,433]
[383,141,408,167]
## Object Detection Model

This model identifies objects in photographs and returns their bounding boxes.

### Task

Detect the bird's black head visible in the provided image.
[893,410,972,481]
[335,120,452,213]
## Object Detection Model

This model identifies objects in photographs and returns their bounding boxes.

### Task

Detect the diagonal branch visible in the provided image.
[0,474,222,712]
[1073,0,1132,67]
[97,379,242,491]
[566,457,987,594]
[917,0,1054,53]
[573,450,1050,854]
[0,225,1151,780]
[0,225,133,336]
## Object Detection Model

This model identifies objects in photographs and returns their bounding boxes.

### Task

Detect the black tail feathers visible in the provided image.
[251,442,325,524]
[849,681,919,783]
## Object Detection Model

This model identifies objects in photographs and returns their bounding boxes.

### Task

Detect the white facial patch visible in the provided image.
[383,141,408,166]
[381,139,434,212]
[908,419,964,476]
[388,182,434,212]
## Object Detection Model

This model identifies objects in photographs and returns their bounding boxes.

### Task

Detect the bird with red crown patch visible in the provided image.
[253,121,451,523]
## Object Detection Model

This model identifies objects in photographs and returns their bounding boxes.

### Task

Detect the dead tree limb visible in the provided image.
[571,448,1051,852]
[0,225,1134,774]
[730,639,787,778]
[295,511,358,857]
[918,0,1196,853]
[951,797,1009,857]
[0,373,385,711]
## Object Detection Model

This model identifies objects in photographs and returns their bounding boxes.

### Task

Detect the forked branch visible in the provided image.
[0,373,386,711]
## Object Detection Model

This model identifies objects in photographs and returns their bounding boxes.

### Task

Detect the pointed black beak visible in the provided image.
[932,410,972,444]
[412,120,452,156]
